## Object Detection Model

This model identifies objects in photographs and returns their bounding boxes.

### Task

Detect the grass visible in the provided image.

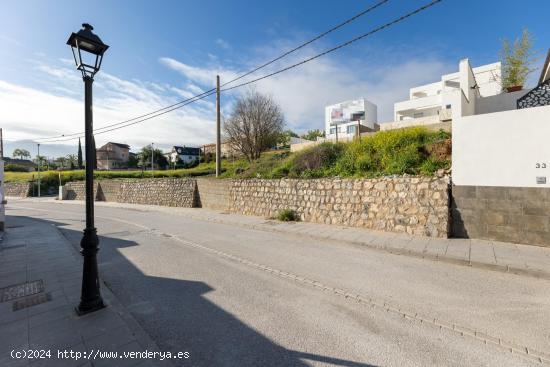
[277,209,298,221]
[6,127,451,191]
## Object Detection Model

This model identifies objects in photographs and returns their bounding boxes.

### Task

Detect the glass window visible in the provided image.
[347,125,356,134]
[413,112,424,118]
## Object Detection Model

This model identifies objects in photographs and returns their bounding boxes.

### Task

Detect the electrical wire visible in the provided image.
[37,0,441,143]
[35,0,391,143]
[222,0,442,92]
[42,90,216,142]
[220,0,390,87]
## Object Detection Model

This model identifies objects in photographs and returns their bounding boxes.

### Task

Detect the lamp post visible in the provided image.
[37,143,41,197]
[67,23,109,315]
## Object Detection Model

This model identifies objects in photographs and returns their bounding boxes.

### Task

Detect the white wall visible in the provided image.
[475,89,528,115]
[453,105,550,187]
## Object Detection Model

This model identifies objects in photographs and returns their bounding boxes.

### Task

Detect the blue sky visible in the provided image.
[0,0,548,157]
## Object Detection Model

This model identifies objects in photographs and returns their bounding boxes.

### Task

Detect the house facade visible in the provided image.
[392,59,533,127]
[324,98,378,140]
[169,146,200,164]
[96,142,130,170]
[202,142,238,158]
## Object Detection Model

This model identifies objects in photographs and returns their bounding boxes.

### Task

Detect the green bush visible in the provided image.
[277,209,298,221]
[5,164,29,172]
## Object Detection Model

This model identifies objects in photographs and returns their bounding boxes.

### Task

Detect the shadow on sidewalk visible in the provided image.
[11,214,376,367]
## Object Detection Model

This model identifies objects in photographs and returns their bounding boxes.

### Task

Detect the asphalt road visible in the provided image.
[8,199,550,367]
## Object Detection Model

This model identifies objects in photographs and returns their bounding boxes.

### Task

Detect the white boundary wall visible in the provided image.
[453,105,550,187]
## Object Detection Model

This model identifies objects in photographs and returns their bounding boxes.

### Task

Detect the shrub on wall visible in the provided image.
[277,209,298,222]
[284,127,451,178]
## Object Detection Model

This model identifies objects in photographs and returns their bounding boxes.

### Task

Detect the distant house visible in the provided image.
[169,146,200,165]
[202,142,238,158]
[2,157,36,171]
[96,142,130,170]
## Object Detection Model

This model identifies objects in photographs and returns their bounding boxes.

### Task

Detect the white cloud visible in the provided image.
[158,50,453,130]
[0,38,455,157]
[215,38,231,50]
[0,64,217,153]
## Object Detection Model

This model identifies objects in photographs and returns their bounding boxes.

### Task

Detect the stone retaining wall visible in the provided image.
[4,182,31,197]
[62,176,451,237]
[64,178,197,207]
[229,177,450,237]
[63,181,99,200]
[195,178,231,211]
[115,178,197,207]
[452,185,550,247]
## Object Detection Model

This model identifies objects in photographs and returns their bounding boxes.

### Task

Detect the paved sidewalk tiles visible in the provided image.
[0,216,170,367]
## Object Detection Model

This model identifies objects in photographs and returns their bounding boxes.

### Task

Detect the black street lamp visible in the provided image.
[67,23,109,315]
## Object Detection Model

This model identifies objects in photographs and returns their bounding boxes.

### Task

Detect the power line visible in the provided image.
[35,88,216,142]
[222,0,442,92]
[220,0,390,87]
[36,1,390,143]
[38,0,441,143]
[42,90,216,142]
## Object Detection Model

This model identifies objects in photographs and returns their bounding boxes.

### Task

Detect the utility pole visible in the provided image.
[37,143,41,197]
[0,128,3,159]
[151,143,154,177]
[216,75,221,177]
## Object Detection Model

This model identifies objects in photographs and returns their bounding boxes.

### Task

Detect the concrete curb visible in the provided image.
[20,198,550,281]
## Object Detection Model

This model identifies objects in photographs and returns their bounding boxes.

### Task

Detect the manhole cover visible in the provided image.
[0,280,45,302]
[12,293,52,311]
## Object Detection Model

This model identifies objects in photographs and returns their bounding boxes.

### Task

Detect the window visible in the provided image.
[346,125,356,134]
[446,104,452,109]
[330,128,336,134]
[413,112,424,118]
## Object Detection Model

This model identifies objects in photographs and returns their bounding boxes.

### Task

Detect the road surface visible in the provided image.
[8,199,550,366]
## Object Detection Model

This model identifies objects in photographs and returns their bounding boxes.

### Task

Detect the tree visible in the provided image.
[301,129,325,141]
[224,90,284,161]
[500,29,538,90]
[55,156,68,169]
[12,148,31,160]
[77,138,83,169]
[34,155,46,170]
[277,130,299,147]
[128,153,139,169]
[66,154,78,170]
[138,146,168,169]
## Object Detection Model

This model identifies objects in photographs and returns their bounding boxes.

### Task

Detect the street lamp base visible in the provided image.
[76,298,105,316]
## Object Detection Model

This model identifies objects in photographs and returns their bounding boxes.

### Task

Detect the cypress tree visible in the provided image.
[77,138,83,169]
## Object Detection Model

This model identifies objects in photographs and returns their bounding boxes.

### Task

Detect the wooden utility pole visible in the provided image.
[215,75,221,177]
[0,128,3,158]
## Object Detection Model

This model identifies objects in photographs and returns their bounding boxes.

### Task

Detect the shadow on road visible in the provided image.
[11,214,377,367]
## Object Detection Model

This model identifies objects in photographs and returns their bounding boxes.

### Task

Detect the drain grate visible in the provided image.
[12,293,52,311]
[0,280,45,302]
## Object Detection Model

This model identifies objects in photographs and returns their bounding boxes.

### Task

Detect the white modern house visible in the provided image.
[325,98,378,140]
[389,59,529,131]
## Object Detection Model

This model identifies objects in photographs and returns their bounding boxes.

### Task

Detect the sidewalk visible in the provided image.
[52,198,550,280]
[0,214,170,367]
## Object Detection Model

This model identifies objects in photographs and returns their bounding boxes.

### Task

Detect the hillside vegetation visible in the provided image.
[223,127,451,179]
[5,127,451,189]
